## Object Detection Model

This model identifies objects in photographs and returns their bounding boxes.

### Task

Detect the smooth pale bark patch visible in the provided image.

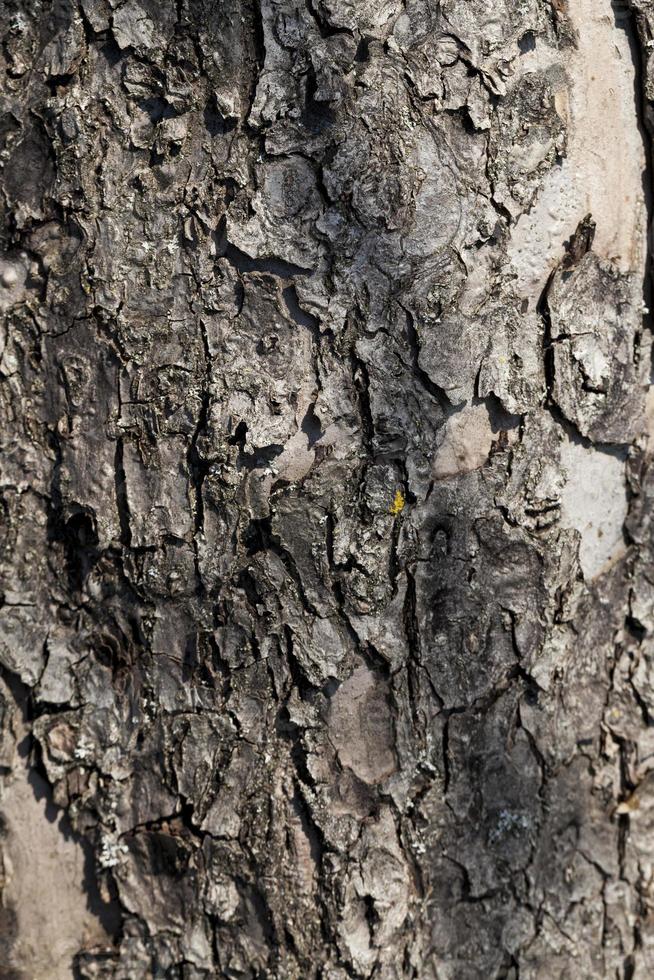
[432,403,519,480]
[432,404,495,480]
[0,739,115,978]
[558,437,628,579]
[328,665,396,784]
[509,0,647,300]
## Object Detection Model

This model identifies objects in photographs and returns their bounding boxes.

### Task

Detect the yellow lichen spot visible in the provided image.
[616,794,641,815]
[390,489,405,516]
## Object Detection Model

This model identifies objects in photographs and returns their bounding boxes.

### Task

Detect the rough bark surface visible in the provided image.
[1,0,654,977]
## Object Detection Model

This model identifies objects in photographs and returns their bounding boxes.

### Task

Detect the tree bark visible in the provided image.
[1,0,653,977]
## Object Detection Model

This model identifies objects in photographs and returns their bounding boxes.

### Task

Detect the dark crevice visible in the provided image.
[305,0,355,38]
[187,317,213,595]
[350,346,375,454]
[518,31,536,53]
[402,307,455,416]
[237,442,284,471]
[623,0,654,331]
[223,242,312,279]
[241,518,320,623]
[249,0,267,118]
[114,436,132,548]
[301,401,324,447]
[282,284,321,339]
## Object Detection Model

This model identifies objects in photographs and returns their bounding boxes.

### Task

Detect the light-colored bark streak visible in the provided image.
[508,0,648,580]
[510,0,647,297]
[0,718,113,979]
[558,437,628,578]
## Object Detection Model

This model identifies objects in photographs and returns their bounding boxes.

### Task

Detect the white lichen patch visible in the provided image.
[558,436,627,580]
[99,832,129,869]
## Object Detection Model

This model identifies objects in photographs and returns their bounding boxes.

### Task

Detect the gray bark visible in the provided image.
[0,0,653,977]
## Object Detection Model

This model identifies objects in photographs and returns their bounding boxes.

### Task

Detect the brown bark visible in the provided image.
[0,0,653,977]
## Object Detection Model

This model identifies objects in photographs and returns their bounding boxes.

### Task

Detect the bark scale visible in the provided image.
[0,0,653,978]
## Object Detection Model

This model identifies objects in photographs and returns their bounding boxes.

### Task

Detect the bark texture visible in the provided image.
[0,0,653,977]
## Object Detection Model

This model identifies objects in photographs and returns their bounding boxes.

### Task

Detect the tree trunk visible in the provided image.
[1,0,653,977]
